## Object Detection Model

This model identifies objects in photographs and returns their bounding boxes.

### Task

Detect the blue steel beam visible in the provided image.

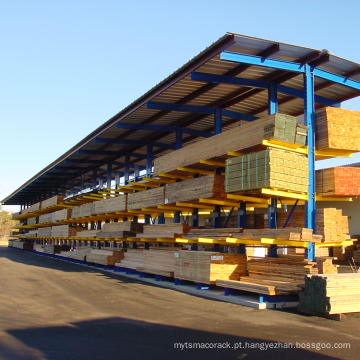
[314,68,360,91]
[191,71,268,89]
[147,101,214,114]
[77,150,154,159]
[116,122,212,138]
[94,137,176,150]
[147,102,258,122]
[191,72,340,107]
[214,108,222,134]
[64,159,145,169]
[304,64,316,231]
[146,142,153,177]
[221,51,305,73]
[268,82,278,114]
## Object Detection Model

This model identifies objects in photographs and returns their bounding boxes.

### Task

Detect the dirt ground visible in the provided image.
[0,246,359,360]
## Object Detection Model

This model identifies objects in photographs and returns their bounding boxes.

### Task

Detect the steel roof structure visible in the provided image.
[3,32,360,207]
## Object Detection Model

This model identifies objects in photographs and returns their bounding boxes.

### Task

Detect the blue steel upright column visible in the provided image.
[304,64,316,261]
[174,127,182,224]
[267,82,278,257]
[213,109,222,229]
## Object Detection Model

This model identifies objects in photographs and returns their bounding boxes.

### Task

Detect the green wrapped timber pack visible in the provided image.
[225,148,308,194]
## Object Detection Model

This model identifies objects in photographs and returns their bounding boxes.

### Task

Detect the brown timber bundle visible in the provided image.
[68,247,94,261]
[315,107,360,152]
[153,113,302,176]
[80,203,95,217]
[315,258,338,274]
[181,228,244,241]
[27,217,37,225]
[354,249,360,263]
[316,167,360,197]
[315,247,331,257]
[135,223,191,239]
[10,240,33,250]
[72,230,98,238]
[28,202,41,212]
[115,249,144,269]
[37,227,52,238]
[96,221,144,239]
[39,212,55,224]
[315,208,349,242]
[127,187,164,211]
[204,214,255,229]
[51,225,87,238]
[226,148,308,194]
[92,195,127,215]
[54,209,72,221]
[165,174,226,203]
[71,206,81,219]
[137,249,179,277]
[175,251,247,284]
[299,273,360,314]
[86,249,126,265]
[41,195,65,209]
[223,257,318,295]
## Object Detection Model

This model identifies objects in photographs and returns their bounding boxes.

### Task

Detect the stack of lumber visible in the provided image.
[41,195,65,209]
[299,273,360,314]
[242,228,321,242]
[22,230,38,237]
[295,124,308,146]
[136,223,191,239]
[315,257,339,274]
[27,217,37,225]
[175,251,247,284]
[54,209,71,221]
[72,230,98,238]
[137,249,178,277]
[127,187,164,211]
[204,214,255,229]
[12,211,21,219]
[10,240,33,250]
[44,244,61,254]
[165,175,225,203]
[39,212,55,224]
[315,107,360,152]
[153,113,303,176]
[226,148,308,194]
[354,250,360,263]
[181,228,243,241]
[93,196,127,215]
[68,247,94,261]
[247,257,318,281]
[185,228,321,243]
[51,225,87,238]
[315,247,331,257]
[333,245,355,261]
[37,227,52,238]
[115,249,144,269]
[80,203,95,217]
[274,210,305,228]
[96,222,144,239]
[315,208,349,242]
[316,167,360,197]
[28,202,41,213]
[221,257,319,295]
[71,206,82,219]
[86,249,126,265]
[34,244,44,252]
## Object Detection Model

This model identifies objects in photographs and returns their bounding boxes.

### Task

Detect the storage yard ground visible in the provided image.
[1,246,359,360]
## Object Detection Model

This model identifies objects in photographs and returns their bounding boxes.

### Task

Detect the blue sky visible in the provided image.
[1,0,360,212]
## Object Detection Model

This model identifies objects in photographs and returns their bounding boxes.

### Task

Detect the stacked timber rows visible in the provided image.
[9,107,360,316]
